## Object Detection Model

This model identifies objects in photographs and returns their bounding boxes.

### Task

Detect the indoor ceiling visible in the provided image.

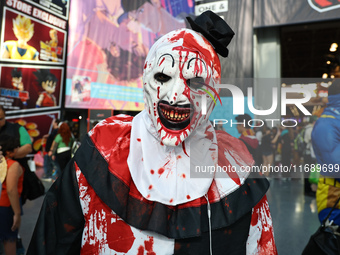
[281,20,340,78]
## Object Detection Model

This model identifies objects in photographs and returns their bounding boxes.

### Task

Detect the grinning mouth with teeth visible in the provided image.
[158,101,193,130]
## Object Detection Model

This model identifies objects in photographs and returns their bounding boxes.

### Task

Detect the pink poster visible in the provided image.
[65,0,194,110]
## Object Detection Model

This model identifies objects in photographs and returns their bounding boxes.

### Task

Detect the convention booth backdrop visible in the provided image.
[0,0,69,152]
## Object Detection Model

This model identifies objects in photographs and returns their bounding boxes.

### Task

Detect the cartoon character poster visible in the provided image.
[6,111,60,153]
[0,8,66,64]
[0,64,63,113]
[65,0,194,111]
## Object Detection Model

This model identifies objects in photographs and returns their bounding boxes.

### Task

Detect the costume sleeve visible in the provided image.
[18,126,32,146]
[246,195,278,255]
[312,120,340,177]
[27,157,85,255]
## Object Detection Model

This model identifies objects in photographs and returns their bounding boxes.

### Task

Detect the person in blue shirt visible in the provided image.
[312,76,340,224]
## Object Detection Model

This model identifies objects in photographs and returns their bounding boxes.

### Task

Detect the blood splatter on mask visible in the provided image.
[143,29,221,146]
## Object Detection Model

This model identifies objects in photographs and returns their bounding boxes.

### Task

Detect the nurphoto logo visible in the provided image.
[201,84,312,128]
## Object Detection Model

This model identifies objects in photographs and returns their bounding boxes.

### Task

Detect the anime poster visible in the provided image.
[0,7,67,64]
[24,0,70,20]
[65,0,194,110]
[6,111,60,153]
[0,64,63,113]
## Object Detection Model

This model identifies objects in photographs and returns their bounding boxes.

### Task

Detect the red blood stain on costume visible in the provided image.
[137,246,144,255]
[145,236,156,255]
[250,195,278,254]
[107,219,135,253]
[215,130,254,186]
[182,142,189,157]
[205,126,214,141]
[158,168,165,175]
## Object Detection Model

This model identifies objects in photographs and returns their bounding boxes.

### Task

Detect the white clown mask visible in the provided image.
[143,29,221,146]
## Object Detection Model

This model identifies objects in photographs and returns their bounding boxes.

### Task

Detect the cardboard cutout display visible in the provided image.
[0,65,63,113]
[1,8,66,64]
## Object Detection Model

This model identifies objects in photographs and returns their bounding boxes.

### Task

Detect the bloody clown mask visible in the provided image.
[143,29,222,146]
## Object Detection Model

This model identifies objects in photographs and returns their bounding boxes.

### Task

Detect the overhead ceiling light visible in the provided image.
[327,60,331,64]
[330,43,338,52]
[322,73,328,79]
[331,75,335,78]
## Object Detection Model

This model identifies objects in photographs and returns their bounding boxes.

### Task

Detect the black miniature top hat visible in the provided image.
[186,10,235,57]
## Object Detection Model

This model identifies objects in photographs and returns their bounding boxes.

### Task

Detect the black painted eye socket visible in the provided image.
[154,73,171,83]
[187,77,205,91]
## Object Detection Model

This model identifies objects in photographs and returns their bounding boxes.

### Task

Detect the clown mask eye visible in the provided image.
[186,77,205,92]
[154,73,171,84]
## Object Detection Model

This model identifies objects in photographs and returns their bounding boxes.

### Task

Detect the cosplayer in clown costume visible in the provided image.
[27,11,277,255]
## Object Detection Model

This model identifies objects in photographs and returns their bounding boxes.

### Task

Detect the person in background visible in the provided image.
[278,125,293,180]
[312,79,340,225]
[0,106,32,204]
[260,125,281,177]
[214,120,225,131]
[0,134,24,255]
[48,122,73,174]
[254,123,263,166]
[303,116,318,196]
[235,114,259,166]
[42,119,60,179]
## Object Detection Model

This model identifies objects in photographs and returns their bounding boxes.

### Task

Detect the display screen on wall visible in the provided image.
[1,7,67,64]
[6,110,60,153]
[0,64,63,113]
[65,0,194,111]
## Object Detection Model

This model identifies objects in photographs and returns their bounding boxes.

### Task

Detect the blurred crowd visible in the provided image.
[215,113,320,197]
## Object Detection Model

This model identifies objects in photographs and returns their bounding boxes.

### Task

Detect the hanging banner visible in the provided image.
[1,7,66,64]
[0,64,63,113]
[65,0,194,110]
[6,110,60,153]
[254,0,340,28]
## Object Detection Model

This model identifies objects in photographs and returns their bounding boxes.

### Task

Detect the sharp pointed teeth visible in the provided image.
[170,110,174,118]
